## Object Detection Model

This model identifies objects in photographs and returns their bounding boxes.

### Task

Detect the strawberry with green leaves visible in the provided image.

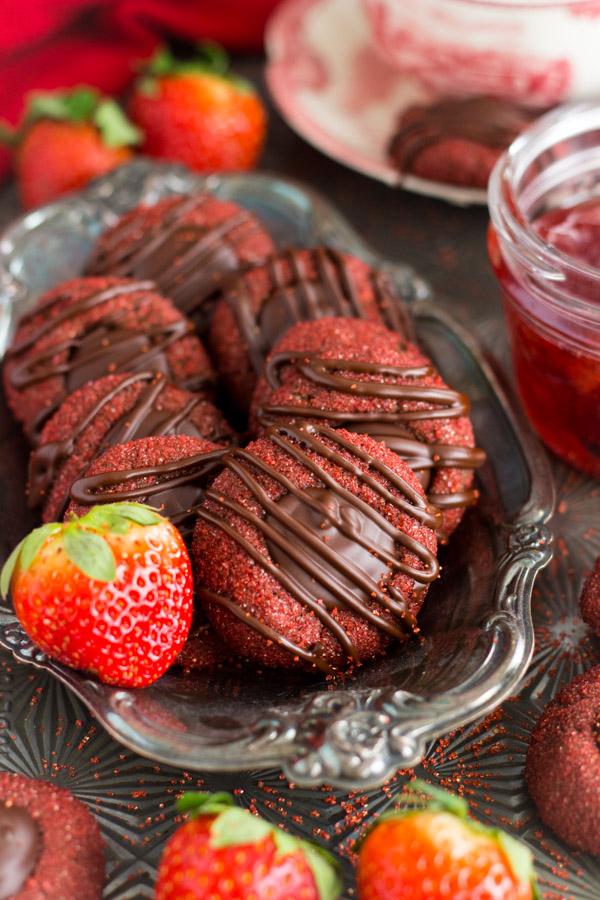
[155,791,342,900]
[1,503,192,688]
[2,86,141,209]
[128,43,267,172]
[356,781,539,900]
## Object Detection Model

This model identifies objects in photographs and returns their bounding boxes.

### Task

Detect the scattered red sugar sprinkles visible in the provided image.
[0,771,105,900]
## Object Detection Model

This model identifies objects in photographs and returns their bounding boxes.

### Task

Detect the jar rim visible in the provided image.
[488,101,600,318]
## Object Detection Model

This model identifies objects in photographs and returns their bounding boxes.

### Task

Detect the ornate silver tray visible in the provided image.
[0,160,553,789]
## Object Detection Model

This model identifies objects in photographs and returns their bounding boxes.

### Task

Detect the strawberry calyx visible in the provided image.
[0,86,142,149]
[177,792,342,900]
[0,502,164,596]
[135,43,256,97]
[357,780,540,898]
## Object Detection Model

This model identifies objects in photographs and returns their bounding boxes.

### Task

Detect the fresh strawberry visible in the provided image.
[0,503,192,688]
[155,791,342,900]
[128,43,267,172]
[356,781,539,900]
[3,86,141,209]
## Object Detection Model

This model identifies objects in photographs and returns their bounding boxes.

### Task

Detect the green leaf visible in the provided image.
[145,45,178,77]
[0,121,19,147]
[1,523,63,598]
[177,791,233,815]
[63,524,116,582]
[19,523,63,572]
[495,830,538,892]
[135,40,241,84]
[209,807,272,848]
[194,40,230,75]
[94,99,143,148]
[107,503,163,526]
[81,506,129,534]
[80,502,162,535]
[300,842,343,900]
[410,779,469,818]
[27,86,99,124]
[1,539,26,598]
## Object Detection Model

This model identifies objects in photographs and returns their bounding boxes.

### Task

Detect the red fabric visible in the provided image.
[0,0,281,180]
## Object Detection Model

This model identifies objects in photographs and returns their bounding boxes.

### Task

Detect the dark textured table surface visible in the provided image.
[0,54,599,899]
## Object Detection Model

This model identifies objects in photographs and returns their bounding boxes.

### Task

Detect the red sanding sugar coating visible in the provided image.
[525,665,600,855]
[85,193,275,331]
[29,371,233,523]
[251,318,483,542]
[0,771,105,900]
[192,423,440,673]
[580,552,600,639]
[66,433,226,543]
[207,246,408,412]
[2,276,215,446]
[488,226,600,477]
[175,621,235,671]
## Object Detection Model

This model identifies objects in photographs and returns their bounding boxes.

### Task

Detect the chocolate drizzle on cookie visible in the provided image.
[86,193,266,323]
[258,352,485,510]
[196,422,441,673]
[5,281,204,443]
[389,96,538,173]
[69,446,227,539]
[28,371,229,515]
[226,246,413,374]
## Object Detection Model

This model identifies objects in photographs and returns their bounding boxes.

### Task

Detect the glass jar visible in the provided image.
[488,102,600,478]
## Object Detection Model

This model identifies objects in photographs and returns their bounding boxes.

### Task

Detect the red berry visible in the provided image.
[155,792,341,900]
[357,783,537,900]
[1,503,193,687]
[5,86,141,209]
[128,44,266,172]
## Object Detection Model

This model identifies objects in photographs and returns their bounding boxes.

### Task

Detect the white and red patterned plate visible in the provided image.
[264,0,488,205]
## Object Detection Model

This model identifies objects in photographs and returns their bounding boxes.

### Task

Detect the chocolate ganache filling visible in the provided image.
[196,422,441,673]
[0,803,40,900]
[258,353,486,510]
[69,446,227,540]
[28,371,228,514]
[6,281,202,443]
[86,193,266,324]
[226,246,414,375]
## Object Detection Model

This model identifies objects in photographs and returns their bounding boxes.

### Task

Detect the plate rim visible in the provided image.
[264,0,488,206]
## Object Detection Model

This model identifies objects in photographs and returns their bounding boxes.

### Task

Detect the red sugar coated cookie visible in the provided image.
[29,371,234,522]
[525,665,600,855]
[85,193,275,331]
[2,276,214,445]
[207,246,413,412]
[192,422,440,673]
[580,553,600,638]
[0,771,105,900]
[389,96,540,188]
[251,318,484,542]
[175,621,235,671]
[66,433,226,543]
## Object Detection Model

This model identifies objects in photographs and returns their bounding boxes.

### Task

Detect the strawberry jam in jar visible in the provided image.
[488,103,600,477]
